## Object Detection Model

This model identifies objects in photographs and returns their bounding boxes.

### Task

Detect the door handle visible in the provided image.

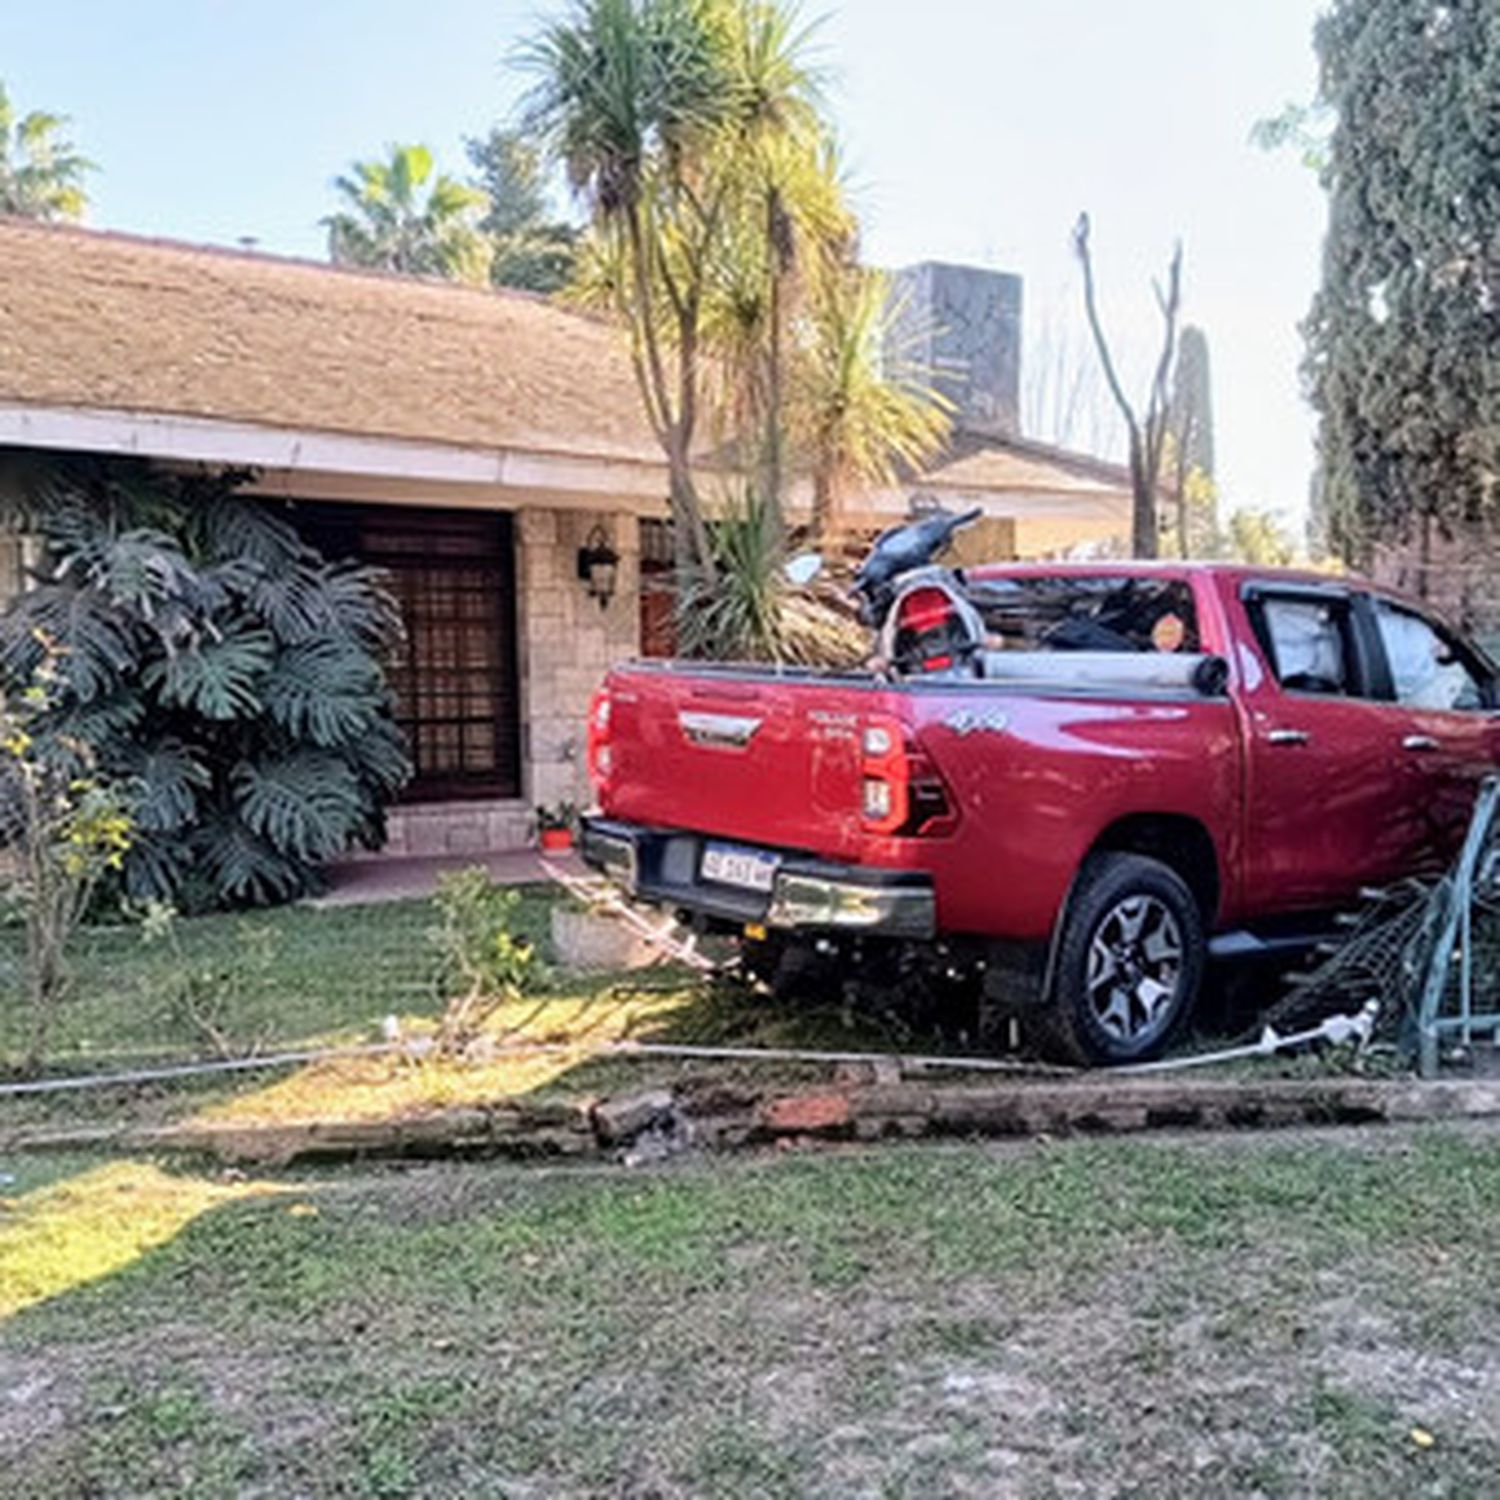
[1266,728,1310,746]
[1402,734,1440,752]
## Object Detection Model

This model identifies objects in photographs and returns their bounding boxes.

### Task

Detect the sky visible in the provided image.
[1,0,1329,528]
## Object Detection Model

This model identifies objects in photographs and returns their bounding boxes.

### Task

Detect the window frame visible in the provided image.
[1240,582,1384,701]
[965,573,1203,656]
[297,503,523,802]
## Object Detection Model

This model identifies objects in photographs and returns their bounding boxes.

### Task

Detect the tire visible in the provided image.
[1032,852,1204,1066]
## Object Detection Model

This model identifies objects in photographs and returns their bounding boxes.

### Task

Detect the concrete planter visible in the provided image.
[549,904,657,972]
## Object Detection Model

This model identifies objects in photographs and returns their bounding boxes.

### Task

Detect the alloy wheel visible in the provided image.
[1085,894,1184,1045]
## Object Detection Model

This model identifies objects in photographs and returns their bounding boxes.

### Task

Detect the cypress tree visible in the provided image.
[1305,0,1499,566]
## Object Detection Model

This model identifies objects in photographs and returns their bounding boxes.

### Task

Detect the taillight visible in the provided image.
[898,587,955,635]
[860,714,908,833]
[586,687,612,795]
[859,715,957,838]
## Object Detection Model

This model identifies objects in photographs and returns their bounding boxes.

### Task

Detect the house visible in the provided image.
[0,219,1131,860]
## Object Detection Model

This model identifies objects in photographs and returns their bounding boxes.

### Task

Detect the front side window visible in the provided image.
[1374,602,1486,712]
[1255,596,1350,696]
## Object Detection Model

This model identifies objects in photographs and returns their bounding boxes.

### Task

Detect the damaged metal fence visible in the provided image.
[1413,776,1500,1075]
[1271,775,1500,1077]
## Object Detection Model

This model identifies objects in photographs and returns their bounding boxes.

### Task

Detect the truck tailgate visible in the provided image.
[600,665,880,860]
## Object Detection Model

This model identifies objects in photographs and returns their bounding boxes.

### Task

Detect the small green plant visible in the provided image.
[679,488,865,666]
[533,800,578,834]
[0,636,133,1073]
[427,867,538,1054]
[138,899,281,1058]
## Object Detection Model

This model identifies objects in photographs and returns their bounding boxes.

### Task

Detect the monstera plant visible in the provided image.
[0,455,410,909]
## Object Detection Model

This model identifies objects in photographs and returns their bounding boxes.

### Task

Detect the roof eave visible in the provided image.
[0,400,674,501]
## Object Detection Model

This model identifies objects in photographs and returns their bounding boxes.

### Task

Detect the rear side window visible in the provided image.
[1252,596,1354,695]
[968,576,1200,654]
[1374,602,1487,712]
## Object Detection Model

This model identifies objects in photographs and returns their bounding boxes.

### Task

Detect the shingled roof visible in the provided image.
[0,218,660,466]
[0,219,1130,516]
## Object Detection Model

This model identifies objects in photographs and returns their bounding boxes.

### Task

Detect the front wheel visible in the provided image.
[1034,853,1204,1066]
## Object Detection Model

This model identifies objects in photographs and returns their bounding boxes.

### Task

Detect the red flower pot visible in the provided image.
[539,827,574,853]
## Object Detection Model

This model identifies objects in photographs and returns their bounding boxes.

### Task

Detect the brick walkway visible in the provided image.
[309,849,585,908]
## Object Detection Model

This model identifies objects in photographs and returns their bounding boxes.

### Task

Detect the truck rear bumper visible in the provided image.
[580,816,936,940]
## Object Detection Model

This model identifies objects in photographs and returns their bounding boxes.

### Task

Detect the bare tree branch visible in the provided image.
[1071,213,1184,558]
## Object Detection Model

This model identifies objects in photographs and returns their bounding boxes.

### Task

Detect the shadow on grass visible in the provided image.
[188,958,951,1127]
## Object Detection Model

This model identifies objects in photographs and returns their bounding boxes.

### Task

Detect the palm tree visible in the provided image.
[0,82,92,220]
[795,265,953,541]
[525,2,841,565]
[324,144,491,285]
[704,127,851,524]
[722,2,841,520]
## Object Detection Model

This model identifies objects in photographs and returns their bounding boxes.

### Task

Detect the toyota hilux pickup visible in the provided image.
[581,546,1500,1063]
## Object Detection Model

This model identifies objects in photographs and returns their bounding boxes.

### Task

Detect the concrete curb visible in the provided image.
[7,1073,1500,1166]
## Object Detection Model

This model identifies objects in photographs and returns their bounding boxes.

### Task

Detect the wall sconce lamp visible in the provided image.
[576,524,620,610]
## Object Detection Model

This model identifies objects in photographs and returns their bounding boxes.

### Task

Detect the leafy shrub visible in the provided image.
[427,867,537,1054]
[0,640,134,1071]
[0,455,410,909]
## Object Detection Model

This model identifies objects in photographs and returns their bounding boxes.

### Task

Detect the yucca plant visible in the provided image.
[0,455,411,910]
[679,488,864,666]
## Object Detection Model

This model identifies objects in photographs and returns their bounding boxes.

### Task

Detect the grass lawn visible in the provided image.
[4,1127,1500,1496]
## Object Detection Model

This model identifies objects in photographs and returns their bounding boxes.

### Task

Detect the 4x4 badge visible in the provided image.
[944,708,1009,736]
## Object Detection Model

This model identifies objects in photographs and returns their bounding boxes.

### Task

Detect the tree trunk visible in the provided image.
[1129,438,1157,559]
[667,434,716,633]
[764,261,785,535]
[810,464,835,547]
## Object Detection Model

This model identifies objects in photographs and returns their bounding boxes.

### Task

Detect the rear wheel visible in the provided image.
[1034,853,1204,1066]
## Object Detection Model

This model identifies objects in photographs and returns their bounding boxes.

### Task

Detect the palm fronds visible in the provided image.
[0,80,93,221]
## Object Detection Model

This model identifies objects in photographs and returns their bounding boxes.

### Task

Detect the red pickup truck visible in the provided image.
[582,561,1499,1063]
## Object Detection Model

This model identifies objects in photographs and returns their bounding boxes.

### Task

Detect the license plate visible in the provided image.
[702,842,779,892]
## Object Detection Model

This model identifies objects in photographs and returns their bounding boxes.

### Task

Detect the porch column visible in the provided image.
[517,507,641,810]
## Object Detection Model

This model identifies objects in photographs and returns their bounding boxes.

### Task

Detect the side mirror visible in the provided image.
[1192,654,1231,697]
[784,552,824,587]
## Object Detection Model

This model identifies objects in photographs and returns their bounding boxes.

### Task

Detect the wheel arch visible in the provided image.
[1086,813,1222,926]
[1042,812,1221,1005]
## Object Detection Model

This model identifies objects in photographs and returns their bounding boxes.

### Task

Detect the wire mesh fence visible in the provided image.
[0,884,562,1073]
[1413,778,1500,1073]
[6,779,1500,1088]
